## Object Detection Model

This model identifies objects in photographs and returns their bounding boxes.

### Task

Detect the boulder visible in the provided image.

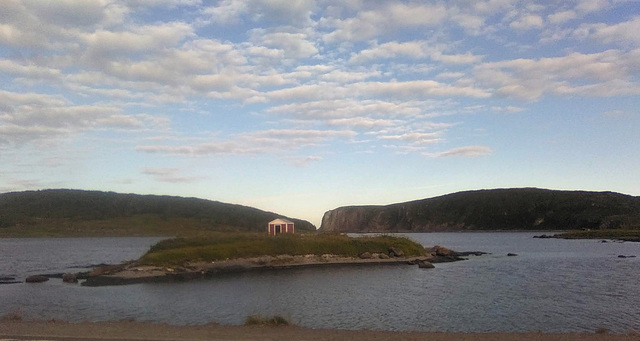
[388,247,404,257]
[62,273,78,283]
[417,260,435,269]
[378,253,390,259]
[26,275,49,283]
[359,252,373,259]
[430,245,456,257]
[89,264,126,276]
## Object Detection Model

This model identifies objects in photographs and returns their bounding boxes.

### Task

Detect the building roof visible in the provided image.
[269,218,294,225]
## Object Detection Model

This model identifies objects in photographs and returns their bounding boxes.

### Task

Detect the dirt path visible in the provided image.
[1,321,639,341]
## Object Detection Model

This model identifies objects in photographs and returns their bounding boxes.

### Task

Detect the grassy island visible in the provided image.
[139,233,426,266]
[552,229,640,242]
[80,233,448,286]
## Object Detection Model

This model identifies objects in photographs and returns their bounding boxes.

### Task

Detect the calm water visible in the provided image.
[1,233,639,333]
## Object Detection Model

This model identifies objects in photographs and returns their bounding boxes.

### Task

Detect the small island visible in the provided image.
[80,233,481,286]
[536,229,640,242]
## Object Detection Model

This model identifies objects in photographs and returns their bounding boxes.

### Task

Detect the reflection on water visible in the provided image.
[1,233,638,333]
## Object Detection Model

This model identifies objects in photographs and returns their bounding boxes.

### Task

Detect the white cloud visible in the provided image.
[0,89,168,146]
[548,10,577,24]
[0,59,62,81]
[202,0,314,26]
[142,167,204,183]
[474,50,638,100]
[323,3,447,43]
[452,13,485,34]
[427,145,493,157]
[136,129,356,156]
[0,124,68,146]
[350,41,482,65]
[491,106,524,113]
[201,0,248,24]
[573,16,640,47]
[431,52,483,65]
[510,14,544,30]
[350,80,491,99]
[326,117,396,129]
[436,72,465,79]
[253,31,318,58]
[379,132,441,145]
[268,99,423,119]
[575,0,609,13]
[81,22,194,59]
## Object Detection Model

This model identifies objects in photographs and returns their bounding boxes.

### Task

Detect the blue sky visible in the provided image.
[1,0,639,227]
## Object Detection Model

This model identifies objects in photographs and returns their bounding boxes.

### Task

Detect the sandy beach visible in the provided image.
[1,320,639,341]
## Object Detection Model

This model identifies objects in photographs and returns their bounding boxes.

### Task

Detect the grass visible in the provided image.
[139,233,426,266]
[244,315,291,326]
[554,229,640,242]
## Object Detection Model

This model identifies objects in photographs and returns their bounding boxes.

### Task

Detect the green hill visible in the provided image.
[320,188,640,232]
[0,189,315,237]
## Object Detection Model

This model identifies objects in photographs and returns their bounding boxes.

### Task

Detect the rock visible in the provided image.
[507,253,518,257]
[89,264,127,276]
[0,276,20,285]
[458,251,488,256]
[378,253,390,259]
[359,252,373,259]
[388,247,404,257]
[26,275,49,283]
[62,273,78,283]
[430,245,456,257]
[417,260,435,269]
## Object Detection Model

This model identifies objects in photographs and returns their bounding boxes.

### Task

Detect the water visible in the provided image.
[1,233,638,333]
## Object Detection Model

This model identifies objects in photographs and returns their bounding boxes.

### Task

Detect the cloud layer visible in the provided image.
[1,0,639,190]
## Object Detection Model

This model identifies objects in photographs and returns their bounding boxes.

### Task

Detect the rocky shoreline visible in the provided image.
[14,245,486,287]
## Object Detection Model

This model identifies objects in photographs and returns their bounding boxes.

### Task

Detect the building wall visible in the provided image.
[268,222,295,235]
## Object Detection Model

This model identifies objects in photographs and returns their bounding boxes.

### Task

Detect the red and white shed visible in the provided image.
[268,218,294,235]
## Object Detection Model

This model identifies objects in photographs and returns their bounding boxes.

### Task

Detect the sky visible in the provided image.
[1,0,639,227]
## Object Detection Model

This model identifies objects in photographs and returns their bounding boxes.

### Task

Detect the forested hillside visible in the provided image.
[320,188,640,233]
[0,189,315,236]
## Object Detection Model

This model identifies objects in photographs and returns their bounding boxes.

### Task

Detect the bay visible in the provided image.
[0,233,638,333]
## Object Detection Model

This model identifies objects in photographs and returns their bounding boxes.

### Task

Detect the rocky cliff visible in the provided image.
[320,188,640,233]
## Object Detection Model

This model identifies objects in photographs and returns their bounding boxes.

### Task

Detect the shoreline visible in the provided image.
[1,320,638,341]
[81,246,478,286]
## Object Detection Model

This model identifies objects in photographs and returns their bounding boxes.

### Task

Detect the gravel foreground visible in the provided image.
[1,321,639,341]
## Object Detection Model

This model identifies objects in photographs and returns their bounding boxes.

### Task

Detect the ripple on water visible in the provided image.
[0,234,639,333]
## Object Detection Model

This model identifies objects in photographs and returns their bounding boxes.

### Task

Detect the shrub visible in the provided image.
[244,315,290,326]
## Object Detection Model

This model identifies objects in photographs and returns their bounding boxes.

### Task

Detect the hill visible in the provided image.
[0,189,315,237]
[319,188,640,233]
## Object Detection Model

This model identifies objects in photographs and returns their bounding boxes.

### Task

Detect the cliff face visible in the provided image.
[320,188,640,233]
